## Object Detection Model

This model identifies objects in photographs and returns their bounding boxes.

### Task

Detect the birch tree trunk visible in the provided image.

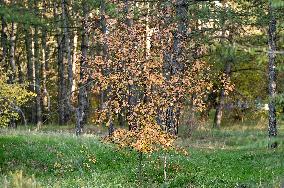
[145,3,151,60]
[41,27,50,118]
[70,0,78,93]
[42,1,50,121]
[71,32,78,95]
[9,22,17,83]
[34,25,42,128]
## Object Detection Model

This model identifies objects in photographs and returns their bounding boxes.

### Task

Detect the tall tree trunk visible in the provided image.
[172,0,188,73]
[13,23,22,84]
[0,0,8,66]
[54,1,67,125]
[213,6,231,129]
[57,36,66,125]
[100,0,115,133]
[16,53,23,84]
[42,27,50,120]
[9,22,17,83]
[6,22,17,128]
[145,2,151,60]
[41,0,50,123]
[1,15,8,66]
[164,0,188,135]
[62,0,72,123]
[123,0,138,131]
[69,0,78,98]
[34,25,42,128]
[71,32,78,96]
[213,62,231,128]
[25,27,36,123]
[98,2,106,108]
[76,0,89,135]
[268,2,277,145]
[123,0,133,27]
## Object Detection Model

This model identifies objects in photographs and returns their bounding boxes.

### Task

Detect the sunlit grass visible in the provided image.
[0,124,284,187]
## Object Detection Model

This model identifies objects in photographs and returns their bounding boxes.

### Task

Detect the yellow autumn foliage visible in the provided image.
[110,124,175,153]
[0,71,35,126]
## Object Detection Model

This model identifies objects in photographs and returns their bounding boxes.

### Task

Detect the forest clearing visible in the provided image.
[1,0,284,187]
[0,124,284,187]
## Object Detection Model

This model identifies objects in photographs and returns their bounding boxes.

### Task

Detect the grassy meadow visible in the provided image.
[0,122,284,188]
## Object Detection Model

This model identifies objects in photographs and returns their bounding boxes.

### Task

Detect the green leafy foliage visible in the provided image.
[0,4,45,26]
[271,0,284,8]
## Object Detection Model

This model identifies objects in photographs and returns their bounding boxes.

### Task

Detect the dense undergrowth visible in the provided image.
[0,127,284,187]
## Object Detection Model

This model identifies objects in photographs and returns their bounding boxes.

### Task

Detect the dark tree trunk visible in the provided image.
[100,0,115,133]
[16,54,23,84]
[267,3,277,144]
[54,1,67,125]
[123,0,138,131]
[164,0,188,134]
[61,0,72,123]
[57,36,66,125]
[213,63,232,129]
[25,29,34,90]
[123,0,133,27]
[100,0,108,61]
[213,6,232,129]
[25,27,36,123]
[1,14,7,65]
[172,0,188,73]
[201,87,218,121]
[13,24,22,84]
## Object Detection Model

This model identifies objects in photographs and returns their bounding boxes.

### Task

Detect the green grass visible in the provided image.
[0,127,284,187]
